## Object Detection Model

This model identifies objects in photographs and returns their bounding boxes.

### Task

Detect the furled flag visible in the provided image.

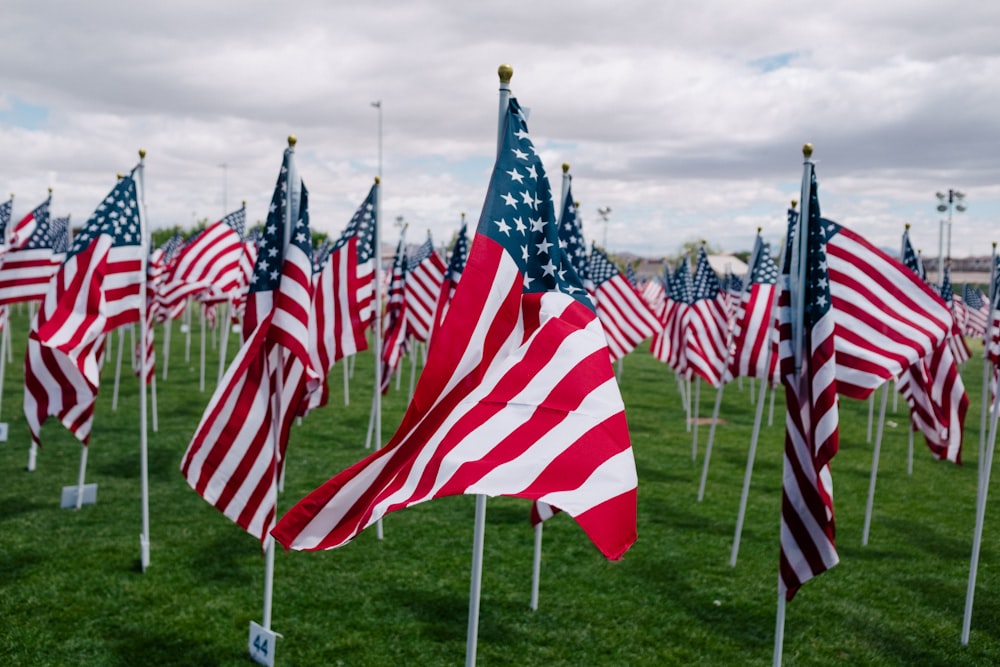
[0,212,69,305]
[404,234,446,343]
[641,272,665,313]
[0,194,13,244]
[431,221,468,338]
[726,235,779,382]
[181,143,318,544]
[380,230,409,393]
[586,244,660,361]
[940,265,971,364]
[625,263,638,288]
[778,162,840,600]
[273,97,638,560]
[9,192,51,249]
[157,204,246,319]
[901,225,926,282]
[649,264,674,364]
[310,185,377,368]
[685,246,729,387]
[963,284,988,339]
[24,169,144,447]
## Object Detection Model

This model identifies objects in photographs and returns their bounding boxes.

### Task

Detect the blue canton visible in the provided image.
[556,183,588,282]
[692,246,722,302]
[251,149,312,294]
[333,184,377,266]
[69,169,141,259]
[445,223,468,282]
[0,195,12,239]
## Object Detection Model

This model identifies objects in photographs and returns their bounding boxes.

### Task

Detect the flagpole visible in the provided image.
[466,62,513,667]
[774,143,815,667]
[979,242,996,491]
[731,215,791,566]
[691,378,701,460]
[199,303,206,392]
[135,149,152,571]
[162,318,172,380]
[861,383,890,546]
[903,225,917,476]
[112,324,125,410]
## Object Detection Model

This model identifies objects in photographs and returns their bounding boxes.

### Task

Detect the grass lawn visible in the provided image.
[3,307,1000,665]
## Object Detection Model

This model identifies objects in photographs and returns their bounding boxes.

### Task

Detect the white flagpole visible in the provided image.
[407,340,418,402]
[691,377,701,460]
[731,217,789,566]
[217,300,231,386]
[112,324,125,410]
[774,143,814,667]
[343,359,350,406]
[184,297,192,362]
[137,149,151,571]
[866,392,875,442]
[979,243,997,490]
[199,303,206,392]
[162,318,172,380]
[861,383,890,546]
[466,63,512,667]
[75,445,89,510]
[962,359,1000,644]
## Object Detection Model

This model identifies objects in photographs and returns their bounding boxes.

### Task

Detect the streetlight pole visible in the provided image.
[597,206,612,249]
[219,162,227,215]
[371,101,383,181]
[935,188,966,287]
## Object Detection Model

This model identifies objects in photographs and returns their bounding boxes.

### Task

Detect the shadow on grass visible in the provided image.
[108,625,239,667]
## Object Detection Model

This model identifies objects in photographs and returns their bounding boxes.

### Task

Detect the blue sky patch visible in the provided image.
[750,52,800,73]
[0,97,49,130]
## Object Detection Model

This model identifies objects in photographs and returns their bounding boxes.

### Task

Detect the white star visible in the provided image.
[530,217,544,233]
[515,129,530,141]
[524,272,534,289]
[521,245,529,262]
[267,224,277,235]
[536,239,553,255]
[494,219,511,236]
[513,217,526,234]
[541,260,556,277]
[270,270,279,280]
[512,148,528,161]
[520,190,534,207]
[526,165,538,180]
[507,168,524,184]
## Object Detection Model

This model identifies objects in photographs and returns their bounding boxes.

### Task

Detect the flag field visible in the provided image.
[3,306,1000,665]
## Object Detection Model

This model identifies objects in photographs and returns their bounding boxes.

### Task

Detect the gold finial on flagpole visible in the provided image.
[288,135,297,147]
[802,143,813,158]
[117,173,124,180]
[562,163,570,173]
[139,148,146,159]
[498,64,513,83]
[242,200,247,207]
[790,199,798,210]
[905,223,911,230]
[374,176,380,184]
[757,226,762,233]
[48,186,53,194]
[574,201,580,209]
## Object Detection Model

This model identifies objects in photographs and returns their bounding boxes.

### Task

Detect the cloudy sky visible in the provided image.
[2,1,999,259]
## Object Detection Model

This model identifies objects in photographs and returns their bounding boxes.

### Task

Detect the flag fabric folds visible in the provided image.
[778,164,840,600]
[939,266,971,364]
[962,284,988,339]
[0,213,69,305]
[10,193,51,250]
[24,170,144,447]
[181,145,317,544]
[586,244,659,361]
[380,230,409,393]
[726,235,778,382]
[685,246,729,387]
[273,97,638,560]
[431,221,468,338]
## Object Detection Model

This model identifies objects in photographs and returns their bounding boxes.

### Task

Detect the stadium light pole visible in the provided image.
[597,206,612,249]
[371,101,383,180]
[936,189,966,286]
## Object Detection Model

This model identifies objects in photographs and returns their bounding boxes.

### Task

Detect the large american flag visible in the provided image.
[962,284,988,339]
[345,185,378,332]
[940,265,971,364]
[157,204,246,319]
[24,170,144,447]
[273,97,638,560]
[380,230,409,393]
[9,193,51,249]
[726,234,778,382]
[557,184,587,281]
[779,164,840,600]
[586,244,659,361]
[181,145,317,544]
[685,246,729,387]
[431,220,468,339]
[404,234,446,343]
[0,212,68,304]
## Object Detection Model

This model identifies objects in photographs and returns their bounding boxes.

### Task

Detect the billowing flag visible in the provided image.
[10,193,50,249]
[181,143,317,544]
[0,194,14,244]
[586,244,659,361]
[962,284,988,339]
[779,163,840,600]
[557,185,587,281]
[901,225,926,282]
[380,230,409,393]
[940,266,971,364]
[0,212,68,304]
[686,246,729,387]
[431,221,468,338]
[404,234,446,343]
[273,97,638,560]
[726,235,778,382]
[24,169,144,447]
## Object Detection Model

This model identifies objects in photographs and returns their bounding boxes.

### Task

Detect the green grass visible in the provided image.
[3,307,1000,665]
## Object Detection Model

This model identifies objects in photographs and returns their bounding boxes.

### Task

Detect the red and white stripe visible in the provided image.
[404,245,446,343]
[591,272,660,361]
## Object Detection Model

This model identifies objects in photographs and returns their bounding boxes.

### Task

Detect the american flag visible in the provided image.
[901,225,926,282]
[380,230,409,393]
[625,263,638,288]
[989,257,1000,365]
[0,194,14,243]
[343,185,378,332]
[726,234,778,382]
[157,204,246,318]
[779,163,840,600]
[0,212,68,304]
[9,193,50,249]
[821,218,957,399]
[272,97,638,560]
[963,283,988,338]
[557,185,587,281]
[641,273,665,313]
[940,265,971,364]
[431,221,468,338]
[181,144,317,544]
[229,227,261,328]
[586,244,660,361]
[649,266,673,364]
[685,246,729,387]
[404,234,446,343]
[24,169,144,447]
[656,258,693,373]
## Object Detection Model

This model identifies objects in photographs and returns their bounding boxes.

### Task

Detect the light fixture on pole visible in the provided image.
[935,189,966,286]
[597,206,612,249]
